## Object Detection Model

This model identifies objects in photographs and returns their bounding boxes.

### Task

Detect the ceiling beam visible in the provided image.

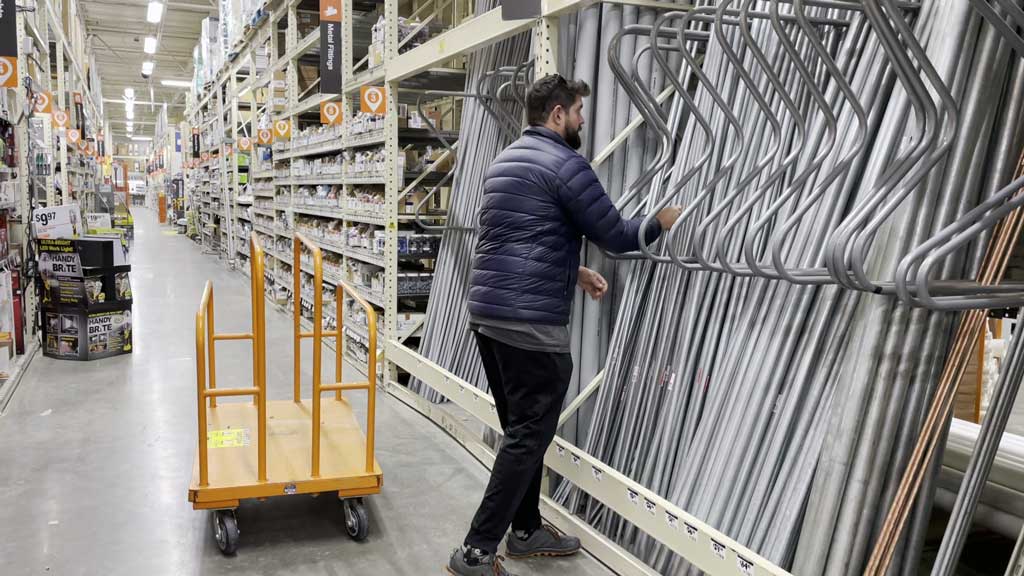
[82,0,216,13]
[103,98,187,107]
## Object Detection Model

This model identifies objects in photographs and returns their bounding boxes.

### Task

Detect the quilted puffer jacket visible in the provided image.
[468,126,662,325]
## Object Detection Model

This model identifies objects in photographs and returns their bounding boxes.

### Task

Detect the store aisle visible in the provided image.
[0,211,611,576]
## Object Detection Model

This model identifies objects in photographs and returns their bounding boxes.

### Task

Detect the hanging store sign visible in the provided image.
[274,119,292,140]
[360,86,386,115]
[257,128,273,146]
[319,0,343,93]
[0,0,17,89]
[191,127,200,159]
[73,93,84,132]
[500,0,541,19]
[97,132,105,158]
[34,91,53,115]
[66,129,81,146]
[320,101,343,126]
[238,136,253,152]
[52,108,70,129]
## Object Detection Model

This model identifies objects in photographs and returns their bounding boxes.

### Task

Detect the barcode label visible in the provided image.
[711,539,726,560]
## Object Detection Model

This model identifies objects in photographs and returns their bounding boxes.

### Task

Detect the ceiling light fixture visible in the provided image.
[143,36,158,55]
[160,79,192,88]
[124,87,135,99]
[141,61,155,75]
[125,107,135,120]
[130,136,153,142]
[146,1,164,24]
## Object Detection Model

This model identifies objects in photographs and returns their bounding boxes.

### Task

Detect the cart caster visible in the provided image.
[343,499,369,541]
[213,510,240,555]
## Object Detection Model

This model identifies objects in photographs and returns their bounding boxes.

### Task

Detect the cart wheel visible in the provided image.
[213,510,240,555]
[343,499,369,541]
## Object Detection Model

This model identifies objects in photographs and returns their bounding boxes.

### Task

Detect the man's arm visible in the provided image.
[556,157,671,254]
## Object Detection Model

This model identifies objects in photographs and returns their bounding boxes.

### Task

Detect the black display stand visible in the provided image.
[38,238,133,361]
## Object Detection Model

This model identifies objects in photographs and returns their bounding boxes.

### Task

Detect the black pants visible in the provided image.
[463,332,573,554]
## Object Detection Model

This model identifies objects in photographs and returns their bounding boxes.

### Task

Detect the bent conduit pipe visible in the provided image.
[841,0,958,293]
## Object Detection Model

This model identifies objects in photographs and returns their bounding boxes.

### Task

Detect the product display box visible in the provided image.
[39,237,132,361]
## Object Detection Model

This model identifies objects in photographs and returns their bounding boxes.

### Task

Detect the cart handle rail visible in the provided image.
[195,233,268,487]
[293,232,378,477]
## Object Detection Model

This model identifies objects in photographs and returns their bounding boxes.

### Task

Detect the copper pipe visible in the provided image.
[865,153,1024,575]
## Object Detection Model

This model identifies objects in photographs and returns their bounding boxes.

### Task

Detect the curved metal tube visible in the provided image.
[767,1,869,284]
[842,0,958,293]
[823,0,948,292]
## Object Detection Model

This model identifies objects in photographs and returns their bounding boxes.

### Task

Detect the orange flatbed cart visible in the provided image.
[188,233,383,554]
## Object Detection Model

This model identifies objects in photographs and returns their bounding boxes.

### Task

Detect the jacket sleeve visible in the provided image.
[556,156,662,254]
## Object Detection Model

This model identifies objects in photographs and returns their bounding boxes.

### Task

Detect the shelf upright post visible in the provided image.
[383,0,400,384]
[340,0,355,338]
[533,5,560,77]
[55,38,68,205]
[14,4,36,349]
[216,86,235,264]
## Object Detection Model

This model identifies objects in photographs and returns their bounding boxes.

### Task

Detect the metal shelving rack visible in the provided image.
[3,0,106,390]
[186,0,460,377]
[182,2,796,575]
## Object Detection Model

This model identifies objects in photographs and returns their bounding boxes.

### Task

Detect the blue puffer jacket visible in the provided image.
[468,126,662,325]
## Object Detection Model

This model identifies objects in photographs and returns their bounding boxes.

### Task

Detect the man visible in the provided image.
[447,74,683,576]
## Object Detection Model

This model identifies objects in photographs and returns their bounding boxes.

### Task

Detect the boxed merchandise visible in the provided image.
[297,10,318,37]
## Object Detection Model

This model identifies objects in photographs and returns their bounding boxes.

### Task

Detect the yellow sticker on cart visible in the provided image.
[207,428,251,448]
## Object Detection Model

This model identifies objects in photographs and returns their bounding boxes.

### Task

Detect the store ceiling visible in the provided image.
[80,0,215,139]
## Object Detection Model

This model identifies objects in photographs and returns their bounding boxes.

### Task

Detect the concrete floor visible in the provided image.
[0,210,612,576]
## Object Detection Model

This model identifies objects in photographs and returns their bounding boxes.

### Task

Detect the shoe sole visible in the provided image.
[505,548,580,559]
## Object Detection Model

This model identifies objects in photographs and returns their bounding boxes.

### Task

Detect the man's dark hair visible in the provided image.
[526,74,591,126]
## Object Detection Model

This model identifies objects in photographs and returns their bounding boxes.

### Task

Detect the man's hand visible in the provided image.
[656,206,683,230]
[578,266,608,300]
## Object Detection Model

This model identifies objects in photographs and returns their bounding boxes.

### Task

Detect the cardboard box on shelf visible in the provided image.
[297,10,318,37]
[298,64,319,92]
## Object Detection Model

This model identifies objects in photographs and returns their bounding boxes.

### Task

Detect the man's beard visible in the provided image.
[565,125,582,150]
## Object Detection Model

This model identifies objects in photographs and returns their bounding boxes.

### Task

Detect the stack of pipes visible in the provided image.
[550,1,1024,575]
[409,1,681,418]
[408,0,531,401]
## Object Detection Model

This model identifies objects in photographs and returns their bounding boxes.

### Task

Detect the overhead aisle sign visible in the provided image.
[320,0,342,93]
[360,86,386,115]
[274,119,291,140]
[0,0,16,89]
[320,101,342,126]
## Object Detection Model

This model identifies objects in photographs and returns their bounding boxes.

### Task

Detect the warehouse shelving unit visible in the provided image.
[185,0,461,378]
[178,1,797,575]
[1,0,107,400]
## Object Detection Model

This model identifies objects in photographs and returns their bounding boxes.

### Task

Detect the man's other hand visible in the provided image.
[578,266,608,300]
[656,206,683,230]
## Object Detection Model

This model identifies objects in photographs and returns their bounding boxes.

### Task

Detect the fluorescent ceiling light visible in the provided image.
[141,61,155,75]
[125,107,135,120]
[143,37,158,55]
[160,79,192,88]
[130,136,153,142]
[124,87,135,99]
[146,1,164,24]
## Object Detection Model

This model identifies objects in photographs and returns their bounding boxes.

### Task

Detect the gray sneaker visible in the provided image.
[505,525,581,558]
[447,547,516,576]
